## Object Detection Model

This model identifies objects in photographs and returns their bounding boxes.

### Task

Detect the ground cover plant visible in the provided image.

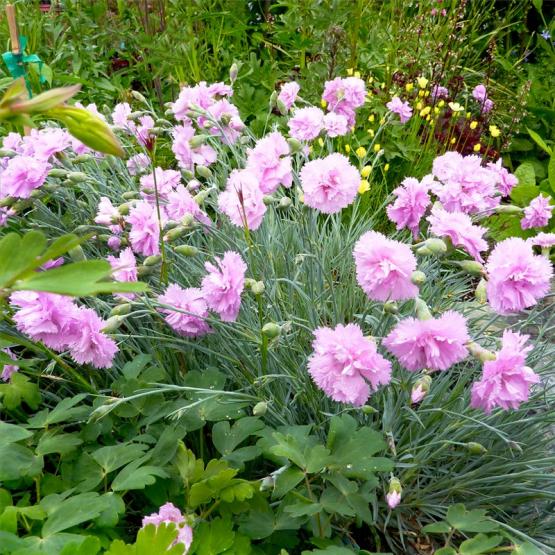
[0,1,554,554]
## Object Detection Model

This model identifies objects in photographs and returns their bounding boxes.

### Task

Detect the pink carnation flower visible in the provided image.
[0,207,15,226]
[140,168,181,201]
[323,112,350,137]
[471,330,540,413]
[521,194,553,230]
[112,102,135,131]
[158,284,211,337]
[386,491,401,510]
[353,231,419,301]
[472,84,488,102]
[143,502,193,552]
[127,153,150,176]
[383,311,470,372]
[430,84,448,100]
[278,81,300,110]
[322,77,366,125]
[246,132,292,194]
[2,132,23,153]
[172,124,217,171]
[529,232,555,248]
[485,237,553,314]
[172,81,226,122]
[386,176,431,238]
[205,99,245,144]
[108,247,138,300]
[386,96,413,123]
[201,251,247,322]
[487,159,518,196]
[482,98,494,113]
[218,169,266,230]
[165,185,211,226]
[1,155,50,199]
[427,205,488,262]
[95,197,121,234]
[108,236,121,251]
[136,115,155,147]
[1,348,18,382]
[68,308,118,369]
[23,128,71,160]
[299,153,360,214]
[126,201,161,256]
[307,323,391,406]
[288,107,324,141]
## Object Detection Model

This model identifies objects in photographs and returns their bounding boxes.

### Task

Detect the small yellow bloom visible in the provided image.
[426,114,431,121]
[418,90,425,98]
[321,99,327,109]
[318,138,324,147]
[465,111,471,119]
[473,143,481,152]
[450,137,456,144]
[347,68,354,76]
[420,106,431,117]
[354,70,361,78]
[368,114,375,123]
[379,117,386,125]
[416,101,423,111]
[358,179,370,194]
[417,77,429,89]
[373,143,381,153]
[345,144,351,153]
[448,102,463,113]
[424,90,430,97]
[489,125,501,138]
[367,129,375,138]
[438,100,445,108]
[429,119,435,127]
[384,163,390,172]
[469,121,478,130]
[381,82,386,89]
[356,146,367,158]
[367,75,374,83]
[361,165,372,178]
[406,83,414,92]
[434,106,440,114]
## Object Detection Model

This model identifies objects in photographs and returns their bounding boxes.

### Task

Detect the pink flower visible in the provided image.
[10,291,80,351]
[127,153,150,176]
[1,156,50,199]
[529,232,555,248]
[431,152,499,214]
[487,159,518,196]
[172,124,217,171]
[41,258,64,270]
[431,84,448,100]
[472,84,488,102]
[386,176,431,238]
[278,81,300,110]
[485,238,553,314]
[0,207,15,226]
[126,201,161,256]
[142,502,193,552]
[386,491,401,510]
[1,348,18,382]
[23,128,71,160]
[218,169,266,230]
[108,247,138,300]
[307,323,391,406]
[207,82,233,98]
[353,231,419,301]
[68,308,118,369]
[108,236,122,251]
[3,132,23,153]
[521,194,553,229]
[205,99,245,144]
[299,153,360,214]
[411,384,427,404]
[112,102,135,131]
[95,197,121,234]
[165,185,211,226]
[246,132,292,194]
[158,284,211,337]
[471,330,540,413]
[323,112,350,137]
[136,115,155,147]
[483,98,494,113]
[322,77,366,125]
[427,205,488,262]
[201,251,247,322]
[383,311,470,372]
[140,168,181,202]
[288,107,324,141]
[386,96,413,123]
[172,81,228,122]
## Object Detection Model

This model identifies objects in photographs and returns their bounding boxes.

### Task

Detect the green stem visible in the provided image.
[150,147,168,284]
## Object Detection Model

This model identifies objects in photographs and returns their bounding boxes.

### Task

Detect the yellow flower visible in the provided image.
[321,99,327,109]
[448,102,463,113]
[438,100,445,108]
[469,121,478,130]
[354,70,361,78]
[489,125,501,138]
[426,114,431,121]
[473,143,481,152]
[424,90,430,97]
[434,106,440,114]
[450,137,456,144]
[465,111,471,119]
[380,82,386,89]
[368,114,375,123]
[420,106,431,117]
[347,68,354,76]
[416,101,423,110]
[417,77,429,89]
[318,138,324,147]
[373,143,381,153]
[367,129,375,138]
[356,146,367,158]
[358,179,370,194]
[406,83,414,92]
[361,165,372,178]
[418,90,425,98]
[379,117,386,124]
[384,163,390,172]
[345,144,351,153]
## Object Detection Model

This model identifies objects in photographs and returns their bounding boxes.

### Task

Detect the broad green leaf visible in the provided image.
[301,548,357,555]
[320,486,356,517]
[30,393,89,427]
[36,432,83,456]
[212,417,265,455]
[192,517,234,555]
[283,501,322,518]
[511,163,538,206]
[422,521,451,534]
[459,534,503,554]
[514,541,547,555]
[220,480,254,503]
[60,536,102,555]
[93,492,125,528]
[111,458,168,491]
[446,504,499,533]
[0,444,43,481]
[270,432,306,468]
[273,467,305,499]
[0,421,32,443]
[92,443,149,474]
[435,549,457,555]
[0,373,41,410]
[305,444,332,474]
[105,523,184,555]
[35,234,86,268]
[527,128,552,155]
[0,231,46,288]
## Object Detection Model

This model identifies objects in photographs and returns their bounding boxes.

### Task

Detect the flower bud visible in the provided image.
[189,135,207,148]
[411,270,427,285]
[68,171,89,183]
[187,179,201,192]
[262,323,281,338]
[137,265,155,277]
[466,441,487,455]
[143,255,162,266]
[48,168,69,178]
[229,63,239,84]
[72,154,94,164]
[0,197,14,208]
[494,204,524,215]
[475,277,488,304]
[418,237,447,255]
[287,137,303,153]
[361,405,378,414]
[117,203,130,216]
[386,477,402,509]
[110,303,132,316]
[68,245,86,262]
[277,99,288,115]
[73,225,93,234]
[181,214,195,227]
[467,341,496,362]
[273,196,291,210]
[131,90,148,105]
[383,300,399,314]
[174,245,199,256]
[102,315,126,333]
[253,401,268,416]
[415,298,433,321]
[165,226,188,242]
[194,187,213,204]
[411,374,432,404]
[182,169,195,181]
[454,260,485,275]
[0,149,16,158]
[269,90,278,109]
[196,165,212,179]
[251,281,265,295]
[122,191,140,200]
[30,189,45,199]
[263,195,276,206]
[42,183,61,193]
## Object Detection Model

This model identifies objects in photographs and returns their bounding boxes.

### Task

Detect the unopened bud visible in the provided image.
[189,135,207,148]
[454,260,485,275]
[73,225,92,234]
[411,374,432,404]
[174,245,198,257]
[278,196,292,209]
[143,255,162,266]
[68,171,89,183]
[269,90,278,109]
[494,204,523,215]
[196,165,212,179]
[122,191,140,200]
[386,477,402,509]
[263,195,275,206]
[137,265,155,277]
[181,169,194,180]
[287,137,303,153]
[417,238,447,256]
[68,246,86,262]
[117,203,130,216]
[262,323,281,338]
[194,187,213,204]
[277,99,288,115]
[131,90,148,104]
[251,281,265,295]
[220,113,232,126]
[165,226,187,242]
[42,183,60,193]
[48,168,69,178]
[0,197,15,207]
[466,442,487,455]
[467,341,496,362]
[253,401,268,416]
[110,303,132,316]
[0,149,16,158]
[102,315,126,333]
[383,300,399,314]
[260,476,274,491]
[361,405,378,414]
[411,270,427,285]
[475,277,488,304]
[164,220,179,230]
[72,154,93,163]
[229,63,239,84]
[415,298,433,321]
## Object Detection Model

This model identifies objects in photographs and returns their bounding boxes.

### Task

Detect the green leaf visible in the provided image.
[270,432,307,468]
[422,521,451,534]
[36,432,83,456]
[302,548,357,554]
[531,0,543,12]
[0,231,46,289]
[93,443,149,474]
[0,421,32,443]
[28,393,89,427]
[459,534,503,554]
[283,501,322,518]
[212,417,265,455]
[111,458,169,491]
[527,128,552,155]
[446,504,499,533]
[0,443,43,481]
[60,536,102,555]
[514,541,547,555]
[320,486,356,517]
[273,467,305,499]
[106,523,185,554]
[14,260,147,296]
[220,480,255,503]
[192,517,235,555]
[435,549,457,555]
[511,163,538,206]
[305,444,332,474]
[93,492,125,529]
[0,373,41,410]
[548,153,555,193]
